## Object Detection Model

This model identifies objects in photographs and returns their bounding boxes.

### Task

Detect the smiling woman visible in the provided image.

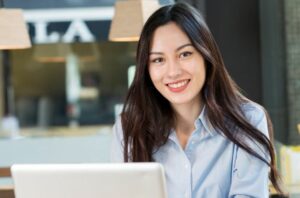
[111,2,284,198]
[148,23,206,115]
[148,23,206,148]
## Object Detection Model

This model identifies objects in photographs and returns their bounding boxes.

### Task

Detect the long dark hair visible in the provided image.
[121,2,283,194]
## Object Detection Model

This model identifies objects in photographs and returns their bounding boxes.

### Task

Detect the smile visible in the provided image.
[166,79,190,92]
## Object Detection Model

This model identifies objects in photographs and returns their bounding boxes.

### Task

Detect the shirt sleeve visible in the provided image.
[229,104,270,198]
[110,117,125,162]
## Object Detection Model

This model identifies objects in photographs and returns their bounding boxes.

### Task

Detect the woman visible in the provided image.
[111,3,283,197]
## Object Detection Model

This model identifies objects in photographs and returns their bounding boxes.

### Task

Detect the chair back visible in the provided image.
[0,167,14,198]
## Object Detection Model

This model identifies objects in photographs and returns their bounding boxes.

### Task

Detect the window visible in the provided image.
[11,42,136,129]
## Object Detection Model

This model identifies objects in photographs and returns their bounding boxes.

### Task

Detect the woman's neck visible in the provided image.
[172,98,203,136]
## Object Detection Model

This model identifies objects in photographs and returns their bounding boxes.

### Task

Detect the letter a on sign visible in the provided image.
[63,20,95,43]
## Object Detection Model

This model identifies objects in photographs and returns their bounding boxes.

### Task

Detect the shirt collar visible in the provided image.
[168,105,217,142]
[198,105,217,137]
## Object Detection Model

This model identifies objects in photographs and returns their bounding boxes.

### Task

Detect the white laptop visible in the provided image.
[11,163,168,198]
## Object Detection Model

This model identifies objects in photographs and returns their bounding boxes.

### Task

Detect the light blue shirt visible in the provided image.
[111,102,270,198]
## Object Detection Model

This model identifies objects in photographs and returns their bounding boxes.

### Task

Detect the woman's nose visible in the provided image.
[166,60,182,79]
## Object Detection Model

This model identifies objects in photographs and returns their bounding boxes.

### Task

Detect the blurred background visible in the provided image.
[0,0,299,197]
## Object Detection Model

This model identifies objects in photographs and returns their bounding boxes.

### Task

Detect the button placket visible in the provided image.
[182,156,192,198]
[184,163,189,169]
[184,191,189,198]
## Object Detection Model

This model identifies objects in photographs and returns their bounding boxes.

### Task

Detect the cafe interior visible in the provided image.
[0,0,299,197]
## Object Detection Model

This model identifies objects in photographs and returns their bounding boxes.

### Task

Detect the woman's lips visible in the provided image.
[166,79,190,93]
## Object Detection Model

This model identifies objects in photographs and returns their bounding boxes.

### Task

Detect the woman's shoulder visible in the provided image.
[240,100,266,118]
[111,116,125,162]
[114,115,122,126]
[112,116,124,137]
[240,100,267,126]
[240,100,269,137]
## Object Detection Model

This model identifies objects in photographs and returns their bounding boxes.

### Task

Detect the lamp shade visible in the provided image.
[0,9,31,50]
[109,0,160,42]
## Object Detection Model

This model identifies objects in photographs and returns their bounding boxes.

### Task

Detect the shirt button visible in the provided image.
[191,141,195,145]
[184,164,189,169]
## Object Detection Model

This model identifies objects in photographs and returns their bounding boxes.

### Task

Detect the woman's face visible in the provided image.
[148,22,206,108]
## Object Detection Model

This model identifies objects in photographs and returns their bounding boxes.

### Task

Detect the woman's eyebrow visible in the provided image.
[149,52,163,55]
[149,43,193,55]
[176,43,193,51]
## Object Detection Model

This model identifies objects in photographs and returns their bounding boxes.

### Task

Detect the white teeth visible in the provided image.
[168,80,188,88]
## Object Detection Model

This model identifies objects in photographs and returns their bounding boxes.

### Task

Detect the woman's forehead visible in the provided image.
[149,22,192,52]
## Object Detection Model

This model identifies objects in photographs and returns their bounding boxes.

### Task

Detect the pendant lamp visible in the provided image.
[0,0,31,50]
[109,0,161,42]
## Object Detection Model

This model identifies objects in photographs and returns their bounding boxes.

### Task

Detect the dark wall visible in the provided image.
[259,0,288,143]
[205,0,262,103]
[203,0,288,143]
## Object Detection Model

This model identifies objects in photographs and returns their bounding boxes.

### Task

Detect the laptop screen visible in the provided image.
[11,163,167,198]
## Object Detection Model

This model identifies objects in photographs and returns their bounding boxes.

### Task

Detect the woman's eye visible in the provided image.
[180,51,192,58]
[151,57,164,63]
